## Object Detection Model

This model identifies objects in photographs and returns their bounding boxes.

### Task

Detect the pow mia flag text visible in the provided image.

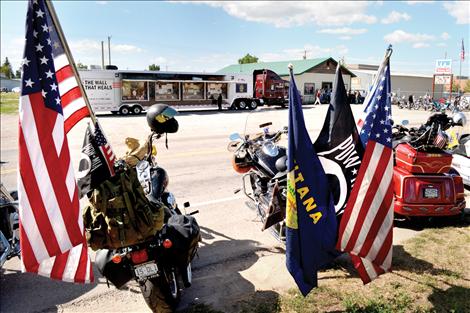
[314,64,364,216]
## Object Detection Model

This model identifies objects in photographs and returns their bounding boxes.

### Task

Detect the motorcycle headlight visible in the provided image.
[262,141,279,157]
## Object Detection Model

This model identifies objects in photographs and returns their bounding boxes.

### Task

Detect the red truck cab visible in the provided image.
[254,69,288,106]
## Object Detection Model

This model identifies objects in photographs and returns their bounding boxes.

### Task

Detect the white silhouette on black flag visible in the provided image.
[314,64,364,216]
[77,121,116,198]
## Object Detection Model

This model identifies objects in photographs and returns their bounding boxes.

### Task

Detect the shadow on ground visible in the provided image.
[179,226,281,313]
[0,265,101,313]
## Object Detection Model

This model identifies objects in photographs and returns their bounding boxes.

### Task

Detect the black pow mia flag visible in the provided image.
[314,64,364,216]
[77,123,114,198]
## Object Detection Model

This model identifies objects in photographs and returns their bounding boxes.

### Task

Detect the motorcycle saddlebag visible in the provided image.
[95,249,133,289]
[395,143,452,174]
[161,215,201,267]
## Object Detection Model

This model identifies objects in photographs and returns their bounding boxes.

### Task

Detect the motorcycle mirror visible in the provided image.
[259,122,272,128]
[389,119,394,126]
[401,120,409,126]
[229,133,242,141]
[227,141,241,152]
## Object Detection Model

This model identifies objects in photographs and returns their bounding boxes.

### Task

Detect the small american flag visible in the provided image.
[93,121,116,176]
[433,130,448,149]
[18,0,92,283]
[461,39,465,61]
[336,54,394,284]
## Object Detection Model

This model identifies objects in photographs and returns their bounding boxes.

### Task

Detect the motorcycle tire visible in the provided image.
[140,273,180,313]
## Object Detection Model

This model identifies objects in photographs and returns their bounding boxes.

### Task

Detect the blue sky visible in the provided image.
[1,1,469,75]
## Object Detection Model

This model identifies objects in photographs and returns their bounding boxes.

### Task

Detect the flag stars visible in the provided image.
[41,24,49,33]
[384,106,389,112]
[45,70,54,79]
[351,168,358,175]
[375,104,379,109]
[22,57,30,67]
[53,41,59,49]
[33,30,38,38]
[377,95,382,100]
[379,85,384,91]
[35,43,44,52]
[383,128,388,134]
[380,120,385,125]
[50,83,58,91]
[40,56,49,65]
[41,90,47,98]
[386,137,391,143]
[55,97,61,105]
[36,9,44,18]
[47,38,52,46]
[25,79,34,88]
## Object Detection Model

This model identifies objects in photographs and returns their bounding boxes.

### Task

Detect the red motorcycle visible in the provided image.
[392,112,466,218]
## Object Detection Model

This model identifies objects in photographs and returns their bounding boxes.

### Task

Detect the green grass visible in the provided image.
[0,92,19,114]
[183,226,470,313]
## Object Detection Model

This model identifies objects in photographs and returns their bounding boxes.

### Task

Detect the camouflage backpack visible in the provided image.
[83,164,164,250]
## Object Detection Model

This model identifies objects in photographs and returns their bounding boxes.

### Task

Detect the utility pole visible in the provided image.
[101,41,105,69]
[108,36,112,66]
[303,49,307,60]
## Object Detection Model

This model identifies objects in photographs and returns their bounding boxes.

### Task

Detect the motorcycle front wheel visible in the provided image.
[140,272,180,313]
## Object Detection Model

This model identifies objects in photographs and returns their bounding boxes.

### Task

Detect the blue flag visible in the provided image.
[286,67,338,296]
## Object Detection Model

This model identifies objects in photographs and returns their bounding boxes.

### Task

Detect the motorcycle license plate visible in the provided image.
[424,188,439,199]
[134,262,158,279]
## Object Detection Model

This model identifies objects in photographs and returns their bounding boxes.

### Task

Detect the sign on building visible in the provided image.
[434,75,452,85]
[434,59,452,74]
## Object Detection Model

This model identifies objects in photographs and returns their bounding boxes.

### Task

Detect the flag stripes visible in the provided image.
[19,0,93,283]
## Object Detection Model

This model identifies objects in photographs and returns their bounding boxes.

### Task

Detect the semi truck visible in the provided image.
[78,68,289,115]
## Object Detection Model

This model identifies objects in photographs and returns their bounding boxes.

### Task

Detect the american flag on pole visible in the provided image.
[461,39,465,61]
[18,0,93,283]
[336,52,394,284]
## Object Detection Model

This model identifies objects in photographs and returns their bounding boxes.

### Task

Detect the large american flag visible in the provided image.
[18,0,93,283]
[336,57,394,284]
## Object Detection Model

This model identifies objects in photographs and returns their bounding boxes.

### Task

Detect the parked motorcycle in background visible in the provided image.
[228,122,288,243]
[0,168,21,269]
[392,112,467,219]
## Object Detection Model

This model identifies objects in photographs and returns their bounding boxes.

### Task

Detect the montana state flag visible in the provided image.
[286,66,338,296]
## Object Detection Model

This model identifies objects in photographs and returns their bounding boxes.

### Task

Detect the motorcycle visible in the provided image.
[0,167,21,269]
[228,122,288,243]
[95,131,200,313]
[392,112,467,218]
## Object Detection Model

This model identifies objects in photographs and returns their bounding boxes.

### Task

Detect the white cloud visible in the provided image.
[260,44,349,62]
[381,11,411,24]
[406,1,434,4]
[177,1,377,27]
[412,42,430,48]
[339,36,352,40]
[384,30,435,44]
[0,37,26,71]
[443,1,470,24]
[317,27,367,35]
[441,32,450,40]
[113,44,143,54]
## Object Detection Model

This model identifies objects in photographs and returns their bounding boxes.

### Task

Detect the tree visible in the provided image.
[238,53,259,64]
[464,80,470,93]
[76,62,88,70]
[15,69,21,78]
[148,64,160,71]
[0,57,13,79]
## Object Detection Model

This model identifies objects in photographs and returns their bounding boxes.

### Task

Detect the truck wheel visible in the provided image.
[238,100,247,110]
[119,106,130,115]
[132,105,142,115]
[248,100,258,110]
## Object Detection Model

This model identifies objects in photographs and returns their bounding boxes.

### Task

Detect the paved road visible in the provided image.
[1,106,469,312]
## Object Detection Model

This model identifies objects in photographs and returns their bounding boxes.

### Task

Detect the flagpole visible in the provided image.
[45,0,97,125]
[459,38,462,94]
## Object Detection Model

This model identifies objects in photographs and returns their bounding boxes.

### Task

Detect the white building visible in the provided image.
[348,64,434,97]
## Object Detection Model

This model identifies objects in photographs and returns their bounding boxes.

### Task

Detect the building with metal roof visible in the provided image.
[218,57,356,104]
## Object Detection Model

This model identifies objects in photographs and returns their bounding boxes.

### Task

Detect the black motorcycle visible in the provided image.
[0,164,20,270]
[95,132,200,313]
[228,122,288,243]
